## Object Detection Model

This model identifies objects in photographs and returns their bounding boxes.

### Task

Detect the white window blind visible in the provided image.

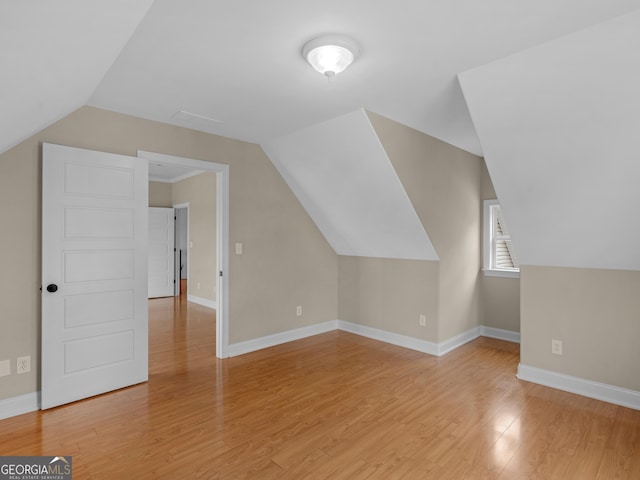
[483,200,519,277]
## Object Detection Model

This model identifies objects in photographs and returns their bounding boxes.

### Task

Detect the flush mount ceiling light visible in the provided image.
[302,35,360,77]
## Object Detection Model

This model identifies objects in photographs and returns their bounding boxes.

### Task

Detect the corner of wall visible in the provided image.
[367,113,484,342]
[520,265,640,394]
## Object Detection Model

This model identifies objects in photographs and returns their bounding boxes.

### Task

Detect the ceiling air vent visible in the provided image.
[172,110,224,129]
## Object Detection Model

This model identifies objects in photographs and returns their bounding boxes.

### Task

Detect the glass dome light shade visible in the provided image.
[302,35,360,77]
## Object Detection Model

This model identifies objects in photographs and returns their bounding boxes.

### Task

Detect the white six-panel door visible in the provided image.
[41,143,148,409]
[148,207,175,298]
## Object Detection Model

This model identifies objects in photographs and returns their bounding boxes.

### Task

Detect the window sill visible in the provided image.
[482,269,520,279]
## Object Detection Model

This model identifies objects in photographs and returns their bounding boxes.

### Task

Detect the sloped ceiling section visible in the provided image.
[459,10,640,271]
[262,109,438,261]
[0,0,154,155]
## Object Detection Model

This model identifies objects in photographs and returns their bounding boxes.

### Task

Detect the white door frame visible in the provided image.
[138,150,229,359]
[173,203,190,296]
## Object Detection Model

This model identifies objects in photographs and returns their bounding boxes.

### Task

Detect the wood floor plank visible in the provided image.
[1,297,640,478]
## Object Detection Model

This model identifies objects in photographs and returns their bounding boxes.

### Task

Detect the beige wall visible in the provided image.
[482,277,520,332]
[149,181,173,207]
[172,173,217,301]
[0,140,40,399]
[368,112,483,341]
[228,140,338,342]
[481,159,498,199]
[0,106,338,400]
[338,256,439,341]
[521,265,640,391]
[480,161,520,332]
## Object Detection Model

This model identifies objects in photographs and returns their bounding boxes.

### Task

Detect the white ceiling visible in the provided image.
[2,0,637,157]
[0,0,154,154]
[459,10,640,270]
[263,109,438,260]
[86,0,640,157]
[2,1,640,269]
[148,161,203,183]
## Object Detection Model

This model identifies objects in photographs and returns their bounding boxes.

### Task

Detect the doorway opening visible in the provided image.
[139,150,229,359]
[173,204,189,297]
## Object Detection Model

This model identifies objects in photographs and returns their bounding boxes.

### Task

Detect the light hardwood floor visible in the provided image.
[1,297,639,479]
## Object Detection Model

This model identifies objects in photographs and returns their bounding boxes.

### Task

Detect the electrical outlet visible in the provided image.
[235,243,243,255]
[197,282,201,290]
[17,356,31,374]
[551,339,563,356]
[296,305,302,317]
[0,359,10,377]
[419,314,426,327]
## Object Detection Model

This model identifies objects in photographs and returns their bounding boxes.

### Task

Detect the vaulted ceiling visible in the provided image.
[459,10,640,270]
[263,109,438,261]
[2,0,639,269]
[0,0,154,154]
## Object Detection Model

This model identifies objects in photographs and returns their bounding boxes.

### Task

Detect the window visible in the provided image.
[483,199,519,277]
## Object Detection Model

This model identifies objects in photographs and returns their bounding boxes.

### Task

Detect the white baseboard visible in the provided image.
[517,364,640,411]
[187,294,217,309]
[227,321,521,359]
[337,320,439,355]
[227,320,339,357]
[335,323,517,356]
[437,327,482,355]
[0,392,40,420]
[480,326,521,343]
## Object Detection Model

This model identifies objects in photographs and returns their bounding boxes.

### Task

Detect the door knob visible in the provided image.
[46,284,58,293]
